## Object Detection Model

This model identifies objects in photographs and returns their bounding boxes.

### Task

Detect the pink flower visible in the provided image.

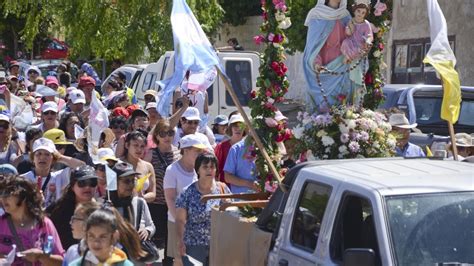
[273,0,287,12]
[374,2,387,16]
[264,102,273,110]
[265,90,272,97]
[273,34,284,43]
[267,33,275,42]
[265,181,278,193]
[265,117,278,127]
[253,35,265,45]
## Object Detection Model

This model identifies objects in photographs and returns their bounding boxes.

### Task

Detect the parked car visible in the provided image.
[256,158,474,266]
[101,64,145,94]
[41,38,69,59]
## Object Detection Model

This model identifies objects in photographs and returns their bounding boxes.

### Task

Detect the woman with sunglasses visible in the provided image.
[22,138,86,208]
[46,165,100,250]
[109,116,127,151]
[0,111,20,165]
[144,119,180,264]
[110,162,156,242]
[0,175,64,265]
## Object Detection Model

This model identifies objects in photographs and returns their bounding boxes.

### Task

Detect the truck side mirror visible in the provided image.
[342,248,375,266]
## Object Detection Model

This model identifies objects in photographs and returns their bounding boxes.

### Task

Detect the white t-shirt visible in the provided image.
[163,161,197,222]
[22,168,71,208]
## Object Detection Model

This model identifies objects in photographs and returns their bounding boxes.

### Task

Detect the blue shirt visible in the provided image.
[175,182,229,246]
[395,142,426,158]
[223,139,257,193]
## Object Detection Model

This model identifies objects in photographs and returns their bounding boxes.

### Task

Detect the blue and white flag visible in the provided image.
[105,165,117,191]
[156,0,224,117]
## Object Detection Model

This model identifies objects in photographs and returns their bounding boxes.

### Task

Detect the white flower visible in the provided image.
[325,147,331,153]
[368,120,378,131]
[302,115,312,125]
[339,123,350,134]
[362,110,375,118]
[306,150,316,161]
[340,133,350,143]
[321,136,335,147]
[293,125,305,139]
[373,50,382,58]
[322,155,329,159]
[380,122,392,132]
[272,43,281,48]
[348,141,360,153]
[317,130,327,137]
[275,11,286,22]
[267,98,275,104]
[373,141,380,149]
[339,145,348,154]
[345,119,357,130]
[387,136,397,149]
[278,18,292,29]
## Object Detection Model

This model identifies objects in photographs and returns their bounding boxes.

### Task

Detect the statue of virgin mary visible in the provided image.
[303,0,355,112]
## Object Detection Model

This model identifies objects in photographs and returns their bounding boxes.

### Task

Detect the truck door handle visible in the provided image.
[221,106,227,109]
[279,259,288,266]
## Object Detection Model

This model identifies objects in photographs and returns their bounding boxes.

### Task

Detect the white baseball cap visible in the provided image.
[41,101,58,113]
[229,114,245,125]
[33,137,56,153]
[182,107,201,121]
[145,102,157,110]
[179,134,207,149]
[69,89,86,104]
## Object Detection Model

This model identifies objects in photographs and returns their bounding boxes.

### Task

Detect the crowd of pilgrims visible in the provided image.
[0,61,296,266]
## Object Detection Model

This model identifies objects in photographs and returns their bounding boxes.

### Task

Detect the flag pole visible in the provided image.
[216,68,285,188]
[440,77,458,161]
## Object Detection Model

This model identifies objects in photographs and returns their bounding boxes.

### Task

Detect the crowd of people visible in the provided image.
[0,59,267,266]
[0,57,473,266]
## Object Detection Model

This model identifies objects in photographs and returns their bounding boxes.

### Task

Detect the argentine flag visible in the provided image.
[157,0,225,117]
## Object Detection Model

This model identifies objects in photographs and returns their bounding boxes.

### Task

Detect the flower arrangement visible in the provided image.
[247,0,292,192]
[293,106,396,160]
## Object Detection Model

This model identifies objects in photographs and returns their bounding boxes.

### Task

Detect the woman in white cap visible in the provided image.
[0,110,20,164]
[31,101,60,132]
[21,137,86,208]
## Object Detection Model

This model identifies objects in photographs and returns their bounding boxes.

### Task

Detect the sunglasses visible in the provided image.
[77,179,98,188]
[0,123,9,129]
[119,177,136,185]
[185,120,199,126]
[158,130,175,138]
[111,124,126,130]
[43,111,57,116]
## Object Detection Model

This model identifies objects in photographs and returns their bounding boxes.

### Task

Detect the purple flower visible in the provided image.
[348,141,360,153]
[340,133,350,143]
[268,33,275,42]
[360,131,369,141]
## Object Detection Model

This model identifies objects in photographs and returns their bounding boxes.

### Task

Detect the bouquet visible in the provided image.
[293,106,396,160]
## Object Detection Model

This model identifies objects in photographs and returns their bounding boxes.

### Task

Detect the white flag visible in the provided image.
[105,165,117,191]
[0,244,16,266]
[88,95,109,157]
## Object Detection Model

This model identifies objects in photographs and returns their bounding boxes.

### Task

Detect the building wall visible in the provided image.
[387,0,474,85]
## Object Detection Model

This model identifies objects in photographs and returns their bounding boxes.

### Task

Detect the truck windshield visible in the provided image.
[414,97,474,127]
[385,192,474,265]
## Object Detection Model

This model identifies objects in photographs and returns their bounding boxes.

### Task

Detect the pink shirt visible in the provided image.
[315,20,346,66]
[0,216,64,266]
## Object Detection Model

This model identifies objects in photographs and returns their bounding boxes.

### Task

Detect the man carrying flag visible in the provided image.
[423,0,462,159]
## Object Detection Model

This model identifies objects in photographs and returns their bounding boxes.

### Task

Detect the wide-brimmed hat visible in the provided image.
[93,147,119,165]
[388,113,417,129]
[455,133,474,147]
[43,128,73,145]
[228,114,245,125]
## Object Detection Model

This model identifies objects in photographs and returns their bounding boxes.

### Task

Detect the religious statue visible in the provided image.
[303,0,372,111]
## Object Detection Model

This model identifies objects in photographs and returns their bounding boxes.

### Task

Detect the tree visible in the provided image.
[1,0,225,62]
[219,0,262,26]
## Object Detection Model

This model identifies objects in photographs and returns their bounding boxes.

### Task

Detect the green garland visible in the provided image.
[248,0,292,192]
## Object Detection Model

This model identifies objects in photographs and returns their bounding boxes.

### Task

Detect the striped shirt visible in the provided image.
[150,146,180,205]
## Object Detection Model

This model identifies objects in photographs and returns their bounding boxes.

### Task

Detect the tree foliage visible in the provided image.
[1,0,224,62]
[219,0,262,26]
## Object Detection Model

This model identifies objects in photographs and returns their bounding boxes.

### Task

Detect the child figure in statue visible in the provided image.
[341,0,373,64]
[340,0,373,107]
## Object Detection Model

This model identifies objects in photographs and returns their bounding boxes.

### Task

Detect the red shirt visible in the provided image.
[215,140,232,184]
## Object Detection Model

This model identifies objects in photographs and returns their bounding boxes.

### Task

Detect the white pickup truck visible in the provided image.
[255,158,474,266]
[103,50,260,118]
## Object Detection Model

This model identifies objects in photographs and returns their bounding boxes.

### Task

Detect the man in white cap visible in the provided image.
[31,101,59,132]
[173,106,214,152]
[66,89,86,114]
[389,113,425,157]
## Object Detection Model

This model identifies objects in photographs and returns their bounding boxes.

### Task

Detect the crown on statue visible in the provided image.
[354,0,371,6]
